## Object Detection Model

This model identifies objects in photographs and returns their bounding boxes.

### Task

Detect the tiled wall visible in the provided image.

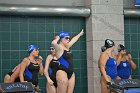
[0,15,87,93]
[124,17,140,79]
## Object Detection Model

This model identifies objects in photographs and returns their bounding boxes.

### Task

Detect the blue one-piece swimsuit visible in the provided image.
[117,60,130,79]
[105,57,118,80]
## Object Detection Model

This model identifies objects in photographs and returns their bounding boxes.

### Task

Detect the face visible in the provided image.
[50,47,55,55]
[121,49,126,54]
[31,48,39,57]
[61,36,70,45]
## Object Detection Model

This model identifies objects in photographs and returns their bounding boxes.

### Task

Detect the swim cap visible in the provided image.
[118,44,126,52]
[58,31,70,40]
[50,45,53,48]
[104,39,114,48]
[27,44,39,54]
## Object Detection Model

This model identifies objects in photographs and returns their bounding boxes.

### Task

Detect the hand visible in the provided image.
[107,81,114,85]
[128,54,132,60]
[37,56,43,63]
[55,36,60,40]
[107,81,124,90]
[79,29,84,36]
[47,78,54,86]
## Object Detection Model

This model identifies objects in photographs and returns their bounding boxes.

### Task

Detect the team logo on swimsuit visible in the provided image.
[53,60,59,63]
[114,61,117,65]
[123,63,127,67]
[67,51,72,53]
[33,64,39,66]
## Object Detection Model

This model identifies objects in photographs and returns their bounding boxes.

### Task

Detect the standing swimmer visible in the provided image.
[98,39,117,93]
[52,29,84,93]
[117,44,136,79]
[44,46,59,93]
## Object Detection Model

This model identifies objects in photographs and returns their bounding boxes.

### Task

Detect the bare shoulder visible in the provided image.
[48,54,53,58]
[98,52,108,68]
[21,57,29,64]
[99,52,108,63]
[46,54,53,60]
[100,52,107,59]
[23,57,29,61]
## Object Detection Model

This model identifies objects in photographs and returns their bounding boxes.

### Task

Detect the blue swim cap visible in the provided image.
[27,44,39,54]
[50,45,53,48]
[58,31,70,40]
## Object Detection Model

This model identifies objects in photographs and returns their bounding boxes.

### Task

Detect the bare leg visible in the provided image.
[67,73,75,93]
[4,74,11,83]
[56,70,68,93]
[46,82,57,93]
[10,64,20,82]
[100,76,109,93]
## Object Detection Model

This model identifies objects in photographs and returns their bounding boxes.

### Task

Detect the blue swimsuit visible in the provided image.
[24,62,40,86]
[117,60,130,79]
[105,57,118,80]
[58,50,73,79]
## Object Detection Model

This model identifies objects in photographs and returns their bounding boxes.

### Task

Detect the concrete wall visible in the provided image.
[123,0,135,8]
[85,0,124,93]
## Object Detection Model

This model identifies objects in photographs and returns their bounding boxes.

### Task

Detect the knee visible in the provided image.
[57,79,68,86]
[4,75,11,83]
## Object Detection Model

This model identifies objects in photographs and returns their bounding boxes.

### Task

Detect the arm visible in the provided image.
[127,54,136,70]
[37,56,44,75]
[98,53,110,82]
[44,55,54,85]
[19,58,28,82]
[39,63,44,75]
[68,29,84,48]
[116,52,123,66]
[51,36,63,59]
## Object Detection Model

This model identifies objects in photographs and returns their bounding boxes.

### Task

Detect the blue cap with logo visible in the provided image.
[27,44,39,54]
[58,31,70,40]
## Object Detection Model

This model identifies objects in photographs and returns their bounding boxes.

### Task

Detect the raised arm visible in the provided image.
[19,58,28,82]
[68,29,84,48]
[51,36,63,59]
[98,53,110,82]
[127,54,136,70]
